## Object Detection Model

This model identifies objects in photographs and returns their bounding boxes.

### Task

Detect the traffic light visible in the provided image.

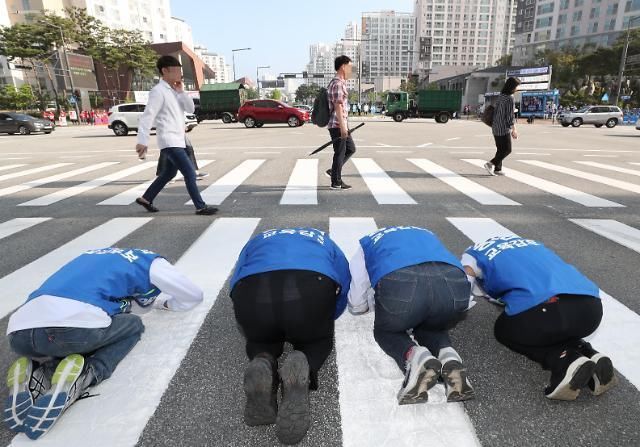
[302,71,308,78]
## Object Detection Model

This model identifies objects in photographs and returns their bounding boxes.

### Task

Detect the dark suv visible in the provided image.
[0,112,54,135]
[237,100,309,128]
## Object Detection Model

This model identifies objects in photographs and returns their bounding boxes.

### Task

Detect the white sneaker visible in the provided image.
[441,359,475,402]
[397,346,441,405]
[484,162,496,176]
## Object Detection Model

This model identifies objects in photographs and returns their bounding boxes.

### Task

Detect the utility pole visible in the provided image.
[256,65,270,99]
[614,16,640,105]
[232,48,251,82]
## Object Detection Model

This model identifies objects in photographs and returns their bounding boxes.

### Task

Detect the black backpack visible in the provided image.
[481,104,495,127]
[311,87,331,127]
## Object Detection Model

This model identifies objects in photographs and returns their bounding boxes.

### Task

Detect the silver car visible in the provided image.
[560,105,623,128]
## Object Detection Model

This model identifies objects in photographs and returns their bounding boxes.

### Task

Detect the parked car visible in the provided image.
[0,112,54,135]
[293,104,312,113]
[107,102,198,136]
[636,118,640,131]
[238,100,310,128]
[559,105,623,128]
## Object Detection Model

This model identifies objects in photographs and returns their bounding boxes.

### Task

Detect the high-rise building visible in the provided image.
[360,11,416,83]
[169,17,194,50]
[0,1,26,86]
[412,0,516,79]
[512,0,640,65]
[194,45,232,84]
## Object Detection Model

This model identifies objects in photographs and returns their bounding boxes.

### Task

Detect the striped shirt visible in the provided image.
[327,77,349,129]
[491,94,515,136]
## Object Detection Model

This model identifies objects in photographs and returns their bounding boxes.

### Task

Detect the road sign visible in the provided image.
[68,96,77,105]
[627,54,640,64]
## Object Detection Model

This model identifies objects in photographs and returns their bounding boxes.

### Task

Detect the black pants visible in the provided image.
[328,128,356,184]
[156,145,198,177]
[231,270,338,388]
[491,134,512,172]
[494,294,602,371]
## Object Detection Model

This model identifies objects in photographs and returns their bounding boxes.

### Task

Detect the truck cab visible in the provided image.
[386,92,409,122]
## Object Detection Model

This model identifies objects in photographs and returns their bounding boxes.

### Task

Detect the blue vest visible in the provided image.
[359,226,463,288]
[465,236,600,315]
[28,248,163,316]
[230,228,351,318]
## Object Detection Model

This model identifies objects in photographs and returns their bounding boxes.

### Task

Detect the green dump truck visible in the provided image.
[196,82,247,123]
[385,90,463,123]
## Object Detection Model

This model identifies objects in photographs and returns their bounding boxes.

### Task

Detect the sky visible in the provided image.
[171,0,414,81]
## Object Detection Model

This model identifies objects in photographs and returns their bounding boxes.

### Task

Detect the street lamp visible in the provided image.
[232,47,251,82]
[614,15,640,105]
[256,65,270,99]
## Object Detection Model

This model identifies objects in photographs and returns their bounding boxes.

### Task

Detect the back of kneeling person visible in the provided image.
[348,226,476,404]
[4,247,203,439]
[462,236,616,400]
[229,228,350,445]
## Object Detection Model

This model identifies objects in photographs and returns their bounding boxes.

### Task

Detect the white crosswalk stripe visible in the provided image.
[0,163,72,183]
[462,159,624,207]
[281,159,319,205]
[351,158,417,205]
[0,218,152,320]
[0,218,51,240]
[408,158,520,206]
[329,218,479,447]
[575,161,640,177]
[18,162,156,207]
[447,217,640,392]
[9,218,260,447]
[98,160,214,206]
[569,219,640,255]
[0,162,119,198]
[0,164,27,173]
[519,160,640,194]
[187,159,265,206]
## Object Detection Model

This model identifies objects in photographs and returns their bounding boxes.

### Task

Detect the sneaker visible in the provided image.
[195,205,218,215]
[544,350,595,401]
[23,354,91,440]
[4,358,49,433]
[484,162,496,176]
[135,197,159,213]
[196,172,209,180]
[397,346,441,405]
[330,181,352,190]
[441,360,475,402]
[324,169,332,179]
[577,342,617,396]
[244,355,278,426]
[276,351,310,445]
[494,170,505,176]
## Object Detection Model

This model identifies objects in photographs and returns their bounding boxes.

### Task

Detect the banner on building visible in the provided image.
[506,66,551,91]
[66,53,98,90]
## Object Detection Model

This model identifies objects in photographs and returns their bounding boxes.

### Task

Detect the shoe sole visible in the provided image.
[324,171,332,179]
[276,351,310,445]
[244,358,277,426]
[398,358,441,405]
[3,357,32,432]
[590,354,617,396]
[484,163,496,176]
[545,357,595,401]
[23,354,84,440]
[442,361,476,403]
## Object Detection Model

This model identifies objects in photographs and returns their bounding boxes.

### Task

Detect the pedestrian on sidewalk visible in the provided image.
[4,247,203,439]
[230,228,351,445]
[348,226,476,404]
[484,77,520,176]
[462,236,617,401]
[135,55,217,215]
[324,55,356,190]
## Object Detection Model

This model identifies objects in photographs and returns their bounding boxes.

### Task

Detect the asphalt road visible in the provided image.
[0,116,639,447]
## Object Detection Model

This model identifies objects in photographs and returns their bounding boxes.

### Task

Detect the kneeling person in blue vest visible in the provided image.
[348,226,476,404]
[229,228,350,445]
[4,248,203,439]
[462,236,617,400]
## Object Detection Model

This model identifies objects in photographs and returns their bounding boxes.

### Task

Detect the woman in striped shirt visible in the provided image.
[484,77,520,176]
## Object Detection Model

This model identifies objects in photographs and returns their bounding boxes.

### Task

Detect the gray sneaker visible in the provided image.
[441,360,475,402]
[494,170,505,176]
[4,358,50,433]
[276,351,310,445]
[244,355,278,426]
[484,162,496,176]
[397,346,441,405]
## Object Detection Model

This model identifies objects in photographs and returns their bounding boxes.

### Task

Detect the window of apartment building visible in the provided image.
[573,11,582,21]
[607,18,616,30]
[571,24,580,35]
[607,4,618,15]
[560,0,569,9]
[556,27,565,38]
[590,22,598,33]
[589,7,600,18]
[574,0,583,6]
[558,14,567,24]
[536,17,553,28]
[537,3,554,15]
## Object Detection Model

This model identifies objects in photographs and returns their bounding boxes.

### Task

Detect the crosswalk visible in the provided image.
[2,214,640,446]
[0,157,639,209]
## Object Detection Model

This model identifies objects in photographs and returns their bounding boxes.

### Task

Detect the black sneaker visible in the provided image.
[195,206,218,215]
[544,350,595,401]
[441,360,475,402]
[577,342,617,396]
[276,351,310,445]
[330,182,352,190]
[135,197,159,213]
[244,354,278,426]
[324,169,332,179]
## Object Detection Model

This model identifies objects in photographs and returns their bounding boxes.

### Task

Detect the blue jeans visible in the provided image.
[374,262,470,371]
[8,314,145,386]
[143,146,206,210]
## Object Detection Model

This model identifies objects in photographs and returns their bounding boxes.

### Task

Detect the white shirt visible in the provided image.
[7,258,203,334]
[347,246,375,315]
[136,79,195,150]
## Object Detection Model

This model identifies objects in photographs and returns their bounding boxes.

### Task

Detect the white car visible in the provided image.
[636,118,640,130]
[108,102,198,136]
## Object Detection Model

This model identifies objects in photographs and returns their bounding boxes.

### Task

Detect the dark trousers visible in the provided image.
[494,294,602,371]
[143,146,206,210]
[8,314,145,386]
[328,128,356,184]
[231,270,338,388]
[156,144,198,176]
[374,262,470,372]
[491,134,512,171]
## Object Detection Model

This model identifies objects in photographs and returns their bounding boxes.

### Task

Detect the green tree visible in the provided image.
[295,83,320,103]
[245,88,259,100]
[494,54,513,66]
[269,89,282,100]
